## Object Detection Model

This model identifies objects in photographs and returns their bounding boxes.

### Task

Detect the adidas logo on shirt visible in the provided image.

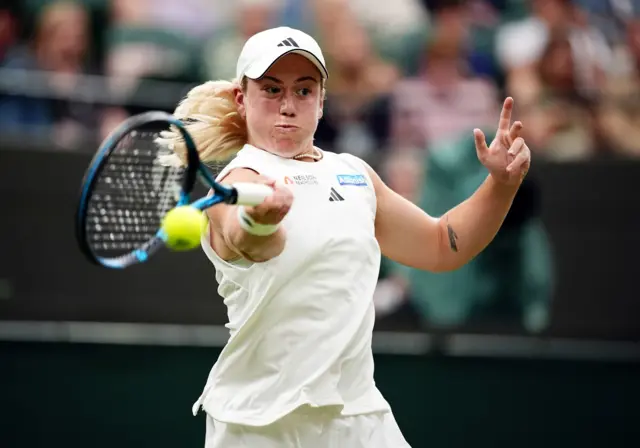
[277,37,299,48]
[329,188,344,202]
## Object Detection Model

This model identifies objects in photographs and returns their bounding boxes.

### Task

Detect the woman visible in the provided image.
[313,11,399,164]
[168,26,530,448]
[507,30,599,161]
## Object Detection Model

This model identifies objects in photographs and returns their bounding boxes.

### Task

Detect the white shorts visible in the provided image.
[204,405,411,448]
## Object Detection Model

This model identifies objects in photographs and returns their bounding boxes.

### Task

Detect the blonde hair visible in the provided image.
[158,75,327,167]
[158,79,248,167]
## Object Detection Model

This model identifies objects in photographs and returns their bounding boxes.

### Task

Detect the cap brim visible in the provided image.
[243,47,328,80]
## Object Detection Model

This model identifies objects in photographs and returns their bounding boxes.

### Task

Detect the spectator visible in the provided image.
[314,10,400,166]
[0,1,102,148]
[391,1,498,152]
[381,150,424,203]
[514,30,598,160]
[496,0,611,99]
[305,0,429,76]
[103,0,235,137]
[200,0,282,82]
[0,1,19,63]
[346,0,429,76]
[112,0,231,40]
[384,132,554,333]
[373,150,424,325]
[107,0,203,83]
[597,19,640,157]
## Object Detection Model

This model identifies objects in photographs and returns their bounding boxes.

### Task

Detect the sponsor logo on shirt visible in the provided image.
[337,174,367,186]
[284,174,318,185]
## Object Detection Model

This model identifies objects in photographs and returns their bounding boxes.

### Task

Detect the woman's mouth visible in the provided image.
[275,124,298,130]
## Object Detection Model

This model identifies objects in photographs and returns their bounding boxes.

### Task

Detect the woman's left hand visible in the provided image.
[474,97,531,186]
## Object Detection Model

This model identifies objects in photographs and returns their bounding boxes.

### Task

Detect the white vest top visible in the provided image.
[192,144,390,426]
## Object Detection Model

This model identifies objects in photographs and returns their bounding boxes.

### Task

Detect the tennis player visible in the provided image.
[173,26,530,447]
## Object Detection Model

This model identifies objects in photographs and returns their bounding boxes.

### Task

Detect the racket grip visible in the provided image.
[233,183,273,206]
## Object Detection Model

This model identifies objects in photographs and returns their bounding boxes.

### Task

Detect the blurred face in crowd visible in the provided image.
[539,36,575,91]
[531,0,573,28]
[36,2,89,70]
[424,40,463,85]
[0,10,17,58]
[236,54,324,157]
[326,17,370,72]
[238,4,275,39]
[433,4,469,50]
[422,5,469,85]
[383,153,422,202]
[627,20,640,64]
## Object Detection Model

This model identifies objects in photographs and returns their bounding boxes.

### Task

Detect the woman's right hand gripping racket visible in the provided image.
[75,111,272,269]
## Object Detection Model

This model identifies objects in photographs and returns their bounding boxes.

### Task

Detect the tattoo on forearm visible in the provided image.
[446,217,459,252]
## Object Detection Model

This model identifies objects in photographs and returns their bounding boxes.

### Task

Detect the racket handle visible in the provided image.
[232,183,273,206]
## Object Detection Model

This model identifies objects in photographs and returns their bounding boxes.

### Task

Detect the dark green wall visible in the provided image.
[1,342,638,448]
[2,148,640,340]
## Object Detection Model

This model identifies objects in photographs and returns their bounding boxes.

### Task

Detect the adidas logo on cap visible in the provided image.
[277,37,299,48]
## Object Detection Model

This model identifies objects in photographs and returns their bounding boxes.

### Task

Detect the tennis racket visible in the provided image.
[75,111,272,269]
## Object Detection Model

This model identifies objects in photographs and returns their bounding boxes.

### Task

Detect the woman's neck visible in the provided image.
[248,141,322,162]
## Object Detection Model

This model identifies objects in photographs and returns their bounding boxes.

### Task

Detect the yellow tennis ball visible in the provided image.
[161,206,206,251]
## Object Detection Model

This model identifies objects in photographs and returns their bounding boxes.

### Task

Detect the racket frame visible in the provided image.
[76,111,272,269]
[76,111,218,268]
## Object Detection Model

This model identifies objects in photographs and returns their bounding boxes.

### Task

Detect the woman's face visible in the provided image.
[327,19,369,71]
[540,40,574,89]
[236,54,324,157]
[627,20,640,62]
[39,6,89,65]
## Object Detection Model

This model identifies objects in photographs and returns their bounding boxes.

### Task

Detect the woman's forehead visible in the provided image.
[261,54,321,82]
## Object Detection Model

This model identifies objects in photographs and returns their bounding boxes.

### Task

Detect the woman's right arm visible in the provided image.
[206,168,293,263]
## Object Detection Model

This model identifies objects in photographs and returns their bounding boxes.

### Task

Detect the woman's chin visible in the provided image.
[271,139,303,156]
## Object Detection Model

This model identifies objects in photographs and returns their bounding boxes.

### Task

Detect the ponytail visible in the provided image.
[158,79,248,167]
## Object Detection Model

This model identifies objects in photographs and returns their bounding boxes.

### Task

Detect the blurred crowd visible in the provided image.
[1,0,638,333]
[2,0,640,159]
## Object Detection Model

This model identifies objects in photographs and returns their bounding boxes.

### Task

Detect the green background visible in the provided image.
[2,342,638,448]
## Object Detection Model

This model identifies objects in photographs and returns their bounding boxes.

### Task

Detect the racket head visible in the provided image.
[75,111,200,268]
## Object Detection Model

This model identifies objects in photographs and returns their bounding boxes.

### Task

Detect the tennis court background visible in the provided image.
[1,0,640,445]
[2,342,638,448]
[1,144,639,448]
[1,147,638,340]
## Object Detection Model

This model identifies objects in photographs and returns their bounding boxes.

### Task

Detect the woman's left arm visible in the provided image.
[371,97,531,272]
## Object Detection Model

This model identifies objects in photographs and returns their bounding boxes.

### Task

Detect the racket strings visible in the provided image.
[85,129,184,255]
[203,160,231,182]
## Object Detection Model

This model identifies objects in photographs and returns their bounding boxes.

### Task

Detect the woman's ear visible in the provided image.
[234,87,246,119]
[318,95,324,120]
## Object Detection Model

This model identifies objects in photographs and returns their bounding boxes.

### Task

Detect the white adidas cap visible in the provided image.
[236,26,329,81]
